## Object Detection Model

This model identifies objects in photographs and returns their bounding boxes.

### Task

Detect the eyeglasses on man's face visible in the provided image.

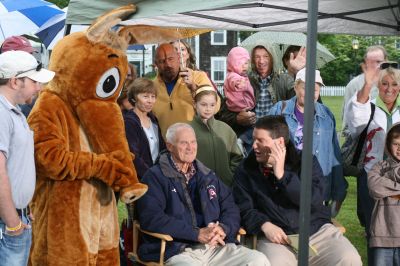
[380,62,399,70]
[15,62,42,78]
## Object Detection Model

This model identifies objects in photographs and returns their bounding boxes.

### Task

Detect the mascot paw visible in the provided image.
[120,183,148,204]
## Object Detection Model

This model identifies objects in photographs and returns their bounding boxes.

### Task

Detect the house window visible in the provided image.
[396,40,400,50]
[211,30,227,45]
[211,57,226,83]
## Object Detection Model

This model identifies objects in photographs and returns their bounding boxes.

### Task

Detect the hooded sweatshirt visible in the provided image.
[368,122,400,247]
[223,47,255,112]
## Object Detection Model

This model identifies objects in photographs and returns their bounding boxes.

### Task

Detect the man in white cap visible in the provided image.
[1,35,39,117]
[268,68,348,218]
[0,50,54,265]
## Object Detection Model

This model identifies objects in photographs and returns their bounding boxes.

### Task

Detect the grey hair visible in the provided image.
[165,123,195,144]
[364,45,388,62]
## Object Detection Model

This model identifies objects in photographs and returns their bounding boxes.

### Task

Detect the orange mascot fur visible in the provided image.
[27,5,147,265]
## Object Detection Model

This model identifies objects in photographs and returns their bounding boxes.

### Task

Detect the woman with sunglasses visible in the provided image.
[345,61,400,265]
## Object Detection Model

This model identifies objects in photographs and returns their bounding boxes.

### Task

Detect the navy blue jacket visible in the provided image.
[232,151,331,236]
[137,153,240,262]
[123,109,166,179]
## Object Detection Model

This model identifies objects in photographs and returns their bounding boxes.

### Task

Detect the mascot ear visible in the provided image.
[118,25,210,46]
[86,4,136,50]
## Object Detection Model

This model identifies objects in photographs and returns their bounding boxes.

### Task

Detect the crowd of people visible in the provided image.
[1,33,400,266]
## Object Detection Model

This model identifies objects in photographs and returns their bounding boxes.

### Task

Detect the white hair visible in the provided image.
[165,123,195,144]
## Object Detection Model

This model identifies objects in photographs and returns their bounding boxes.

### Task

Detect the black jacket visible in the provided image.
[232,151,331,236]
[123,109,166,179]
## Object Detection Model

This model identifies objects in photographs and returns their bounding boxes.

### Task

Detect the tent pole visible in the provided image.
[142,49,145,77]
[298,0,319,265]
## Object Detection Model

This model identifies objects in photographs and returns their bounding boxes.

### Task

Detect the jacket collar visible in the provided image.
[124,109,158,123]
[194,114,215,129]
[0,94,22,115]
[283,96,327,119]
[158,152,211,179]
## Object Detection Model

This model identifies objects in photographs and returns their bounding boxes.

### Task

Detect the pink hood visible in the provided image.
[227,47,250,75]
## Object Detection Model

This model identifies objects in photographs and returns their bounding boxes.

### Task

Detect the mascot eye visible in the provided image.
[96,67,120,98]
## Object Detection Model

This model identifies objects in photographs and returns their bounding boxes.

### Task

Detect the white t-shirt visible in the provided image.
[143,122,160,163]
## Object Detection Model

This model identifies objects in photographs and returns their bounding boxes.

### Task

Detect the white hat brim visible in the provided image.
[22,69,55,83]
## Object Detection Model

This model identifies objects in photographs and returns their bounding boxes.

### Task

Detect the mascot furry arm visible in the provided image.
[28,5,147,265]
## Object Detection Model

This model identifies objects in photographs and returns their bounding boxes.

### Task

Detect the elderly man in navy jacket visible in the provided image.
[137,123,269,265]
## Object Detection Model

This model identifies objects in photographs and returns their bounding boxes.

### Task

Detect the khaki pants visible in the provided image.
[257,223,362,266]
[165,243,270,266]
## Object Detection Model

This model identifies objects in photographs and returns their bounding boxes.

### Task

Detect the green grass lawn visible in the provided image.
[322,96,367,265]
[118,96,368,264]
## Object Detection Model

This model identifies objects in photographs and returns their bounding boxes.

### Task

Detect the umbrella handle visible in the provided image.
[178,39,185,70]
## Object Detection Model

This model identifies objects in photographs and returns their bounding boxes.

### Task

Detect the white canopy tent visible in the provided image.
[65,1,399,265]
[66,0,400,35]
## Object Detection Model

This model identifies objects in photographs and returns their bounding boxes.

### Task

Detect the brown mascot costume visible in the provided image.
[28,5,148,265]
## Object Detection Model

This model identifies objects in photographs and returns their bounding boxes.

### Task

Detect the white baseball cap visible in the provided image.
[0,50,55,83]
[295,68,325,86]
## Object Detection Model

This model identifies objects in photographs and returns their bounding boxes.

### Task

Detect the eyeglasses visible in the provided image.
[380,62,399,70]
[15,62,42,78]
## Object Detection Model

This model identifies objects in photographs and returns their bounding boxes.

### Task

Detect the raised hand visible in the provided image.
[180,68,196,93]
[357,61,380,103]
[362,60,380,88]
[288,47,306,75]
[268,141,286,180]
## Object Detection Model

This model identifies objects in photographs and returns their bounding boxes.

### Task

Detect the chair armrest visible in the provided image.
[132,221,173,265]
[139,227,174,241]
[238,228,246,235]
[331,218,346,234]
[236,227,246,242]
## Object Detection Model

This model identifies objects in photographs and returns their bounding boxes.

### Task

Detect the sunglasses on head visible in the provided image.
[15,62,42,78]
[380,62,399,70]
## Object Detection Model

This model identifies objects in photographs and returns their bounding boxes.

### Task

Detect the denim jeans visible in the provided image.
[374,247,400,266]
[239,127,253,157]
[0,214,32,266]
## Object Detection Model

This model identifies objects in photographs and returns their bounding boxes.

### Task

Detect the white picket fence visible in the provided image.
[215,84,345,97]
[321,86,345,97]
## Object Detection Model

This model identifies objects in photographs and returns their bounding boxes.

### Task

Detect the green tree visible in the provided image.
[47,0,69,8]
[319,34,400,86]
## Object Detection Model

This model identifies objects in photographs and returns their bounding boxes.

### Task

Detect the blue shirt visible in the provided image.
[165,80,177,95]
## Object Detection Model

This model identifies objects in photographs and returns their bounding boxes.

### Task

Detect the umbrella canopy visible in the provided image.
[241,31,335,72]
[0,0,64,41]
[35,7,66,48]
[128,44,145,50]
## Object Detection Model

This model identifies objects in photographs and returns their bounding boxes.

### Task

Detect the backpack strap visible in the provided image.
[351,102,376,166]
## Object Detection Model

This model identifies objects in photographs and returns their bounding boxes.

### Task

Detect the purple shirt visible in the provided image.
[294,105,304,150]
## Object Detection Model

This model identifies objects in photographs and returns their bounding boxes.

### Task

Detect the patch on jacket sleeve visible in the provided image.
[207,185,217,200]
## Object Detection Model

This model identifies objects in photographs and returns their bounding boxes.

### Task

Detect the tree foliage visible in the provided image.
[47,0,69,8]
[319,34,400,86]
